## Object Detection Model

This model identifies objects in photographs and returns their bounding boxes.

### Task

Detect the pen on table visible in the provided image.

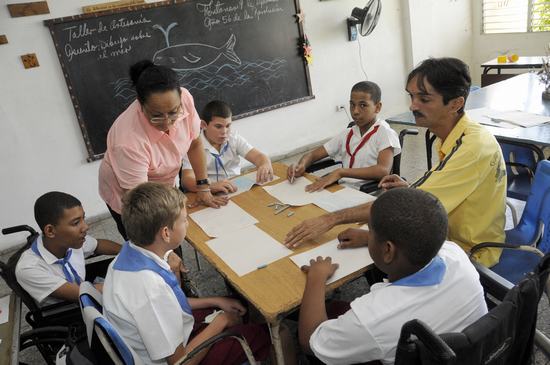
[489,117,526,128]
[257,264,268,269]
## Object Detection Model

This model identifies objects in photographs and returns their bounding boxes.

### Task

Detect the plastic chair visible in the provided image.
[394,253,550,365]
[470,160,550,285]
[306,123,419,193]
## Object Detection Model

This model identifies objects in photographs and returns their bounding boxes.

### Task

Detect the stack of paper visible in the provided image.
[290,238,373,284]
[227,172,279,198]
[313,187,376,212]
[207,225,293,276]
[189,200,258,237]
[262,177,332,206]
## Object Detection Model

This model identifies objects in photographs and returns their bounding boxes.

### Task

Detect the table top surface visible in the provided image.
[387,73,550,147]
[185,163,367,322]
[481,56,545,68]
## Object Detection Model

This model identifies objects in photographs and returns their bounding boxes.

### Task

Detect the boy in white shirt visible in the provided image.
[15,191,120,306]
[181,100,273,194]
[287,81,401,191]
[103,182,272,365]
[298,189,488,364]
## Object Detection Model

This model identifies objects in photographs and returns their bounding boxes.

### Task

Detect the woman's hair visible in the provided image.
[122,182,186,246]
[129,60,181,104]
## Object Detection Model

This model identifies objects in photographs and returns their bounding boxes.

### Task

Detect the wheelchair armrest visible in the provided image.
[174,330,255,365]
[359,181,380,194]
[470,260,513,302]
[470,242,544,257]
[397,319,456,363]
[305,158,339,173]
[2,225,38,236]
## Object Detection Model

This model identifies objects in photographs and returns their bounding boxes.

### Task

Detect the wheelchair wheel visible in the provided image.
[19,326,68,365]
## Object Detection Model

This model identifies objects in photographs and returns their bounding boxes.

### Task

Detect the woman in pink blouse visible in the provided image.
[99,60,227,239]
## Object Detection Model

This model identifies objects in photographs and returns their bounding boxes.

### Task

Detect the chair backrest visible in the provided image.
[512,160,550,252]
[79,282,143,365]
[497,138,545,183]
[395,253,550,365]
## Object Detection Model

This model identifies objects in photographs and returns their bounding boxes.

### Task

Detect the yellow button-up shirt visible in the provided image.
[411,114,506,267]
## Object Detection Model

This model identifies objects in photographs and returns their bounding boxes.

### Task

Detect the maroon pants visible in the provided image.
[190,309,271,365]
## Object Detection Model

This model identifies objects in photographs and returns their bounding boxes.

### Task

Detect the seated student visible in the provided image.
[287,81,401,191]
[15,192,121,306]
[181,100,273,194]
[103,182,273,365]
[298,188,488,364]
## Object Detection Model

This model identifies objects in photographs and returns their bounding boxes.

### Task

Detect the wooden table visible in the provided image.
[481,56,544,74]
[185,163,368,364]
[387,73,550,169]
[0,294,21,365]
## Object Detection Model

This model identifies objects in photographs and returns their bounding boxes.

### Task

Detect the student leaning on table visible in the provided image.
[285,57,507,268]
[102,182,274,365]
[180,100,273,194]
[298,189,488,364]
[98,60,228,240]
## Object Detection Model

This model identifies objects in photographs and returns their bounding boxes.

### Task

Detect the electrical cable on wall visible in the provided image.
[357,37,369,80]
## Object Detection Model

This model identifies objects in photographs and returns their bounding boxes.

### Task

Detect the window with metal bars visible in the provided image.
[482,0,550,34]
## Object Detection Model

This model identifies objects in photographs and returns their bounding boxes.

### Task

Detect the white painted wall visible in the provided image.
[402,0,473,70]
[0,0,413,248]
[471,1,550,85]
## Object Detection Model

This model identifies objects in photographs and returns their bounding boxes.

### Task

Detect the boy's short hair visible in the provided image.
[122,183,187,246]
[407,57,471,113]
[351,81,382,104]
[202,100,232,124]
[370,188,448,267]
[34,192,82,232]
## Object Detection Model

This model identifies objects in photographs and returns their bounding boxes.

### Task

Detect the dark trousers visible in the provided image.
[190,309,271,365]
[106,204,128,241]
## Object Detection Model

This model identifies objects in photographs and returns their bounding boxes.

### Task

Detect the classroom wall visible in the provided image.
[0,0,413,248]
[471,1,550,85]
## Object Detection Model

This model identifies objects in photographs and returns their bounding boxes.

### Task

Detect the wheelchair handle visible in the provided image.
[2,225,37,236]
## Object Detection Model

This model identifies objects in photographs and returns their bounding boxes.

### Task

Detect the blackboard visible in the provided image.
[45,0,314,161]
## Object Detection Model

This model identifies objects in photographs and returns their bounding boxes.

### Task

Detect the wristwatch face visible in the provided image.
[196,179,210,186]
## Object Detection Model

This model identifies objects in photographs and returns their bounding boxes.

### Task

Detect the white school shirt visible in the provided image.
[103,242,195,365]
[309,241,488,365]
[323,119,401,190]
[15,235,97,306]
[182,131,253,181]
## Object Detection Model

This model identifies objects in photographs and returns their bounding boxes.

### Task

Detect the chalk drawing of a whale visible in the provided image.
[152,23,241,71]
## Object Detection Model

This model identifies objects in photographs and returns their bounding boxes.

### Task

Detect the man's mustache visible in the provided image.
[413,111,424,118]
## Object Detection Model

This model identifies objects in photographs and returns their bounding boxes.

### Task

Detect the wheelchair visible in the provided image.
[1,225,113,365]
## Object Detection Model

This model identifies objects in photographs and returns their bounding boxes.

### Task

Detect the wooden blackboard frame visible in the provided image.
[45,0,314,162]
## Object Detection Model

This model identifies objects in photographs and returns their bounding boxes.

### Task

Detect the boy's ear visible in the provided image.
[200,120,208,129]
[383,240,397,264]
[43,224,56,239]
[375,101,382,113]
[158,226,171,243]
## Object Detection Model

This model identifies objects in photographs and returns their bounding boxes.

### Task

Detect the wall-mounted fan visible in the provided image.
[347,0,382,41]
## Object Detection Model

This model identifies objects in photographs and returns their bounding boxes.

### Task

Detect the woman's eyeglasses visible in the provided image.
[144,104,184,125]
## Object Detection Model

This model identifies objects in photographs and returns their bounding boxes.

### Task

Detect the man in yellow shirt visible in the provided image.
[285,57,506,267]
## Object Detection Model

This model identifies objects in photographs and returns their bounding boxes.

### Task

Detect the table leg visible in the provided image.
[268,320,285,365]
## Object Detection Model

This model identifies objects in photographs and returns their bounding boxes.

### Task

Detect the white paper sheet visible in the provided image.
[0,295,10,324]
[190,200,258,238]
[207,225,293,276]
[290,238,373,284]
[262,177,333,206]
[467,107,550,128]
[313,187,376,212]
[226,173,280,198]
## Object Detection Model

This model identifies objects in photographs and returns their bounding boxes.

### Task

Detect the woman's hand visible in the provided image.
[211,180,238,194]
[197,190,228,208]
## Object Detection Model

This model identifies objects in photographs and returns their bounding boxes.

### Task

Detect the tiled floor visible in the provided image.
[3,125,549,364]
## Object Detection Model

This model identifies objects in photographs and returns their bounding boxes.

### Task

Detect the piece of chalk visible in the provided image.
[257,264,268,269]
[287,211,294,217]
